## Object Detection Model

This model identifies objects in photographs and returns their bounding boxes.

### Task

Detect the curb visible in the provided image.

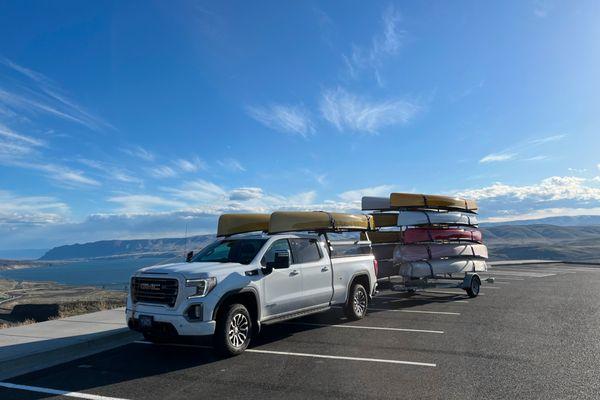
[0,327,141,381]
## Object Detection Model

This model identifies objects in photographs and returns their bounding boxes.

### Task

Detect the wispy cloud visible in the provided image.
[217,158,246,172]
[246,104,314,137]
[174,156,207,173]
[0,58,113,131]
[478,134,566,163]
[150,165,178,179]
[343,4,403,85]
[479,152,517,163]
[533,0,553,18]
[77,158,143,185]
[4,160,101,187]
[107,194,187,213]
[320,87,419,133]
[120,145,155,162]
[338,184,395,203]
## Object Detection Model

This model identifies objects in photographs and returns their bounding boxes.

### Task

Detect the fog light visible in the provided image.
[186,304,203,321]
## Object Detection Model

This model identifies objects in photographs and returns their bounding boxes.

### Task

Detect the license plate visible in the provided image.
[138,315,153,329]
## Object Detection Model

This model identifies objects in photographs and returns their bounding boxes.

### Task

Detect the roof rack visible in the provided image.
[217,213,270,237]
[268,211,374,234]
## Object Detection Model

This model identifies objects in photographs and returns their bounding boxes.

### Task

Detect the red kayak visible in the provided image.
[403,227,482,244]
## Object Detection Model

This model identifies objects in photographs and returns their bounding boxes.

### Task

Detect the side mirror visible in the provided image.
[185,251,194,263]
[269,250,291,269]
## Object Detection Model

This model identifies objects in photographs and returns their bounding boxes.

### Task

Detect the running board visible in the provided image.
[262,306,331,326]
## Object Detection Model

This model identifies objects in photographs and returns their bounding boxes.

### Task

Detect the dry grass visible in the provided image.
[0,318,37,329]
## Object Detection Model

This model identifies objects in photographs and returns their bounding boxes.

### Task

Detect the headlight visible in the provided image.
[186,277,217,298]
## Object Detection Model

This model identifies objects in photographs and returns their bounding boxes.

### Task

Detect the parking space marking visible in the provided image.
[374,296,466,302]
[0,381,129,400]
[132,341,436,367]
[484,276,524,281]
[368,307,461,315]
[245,349,437,367]
[387,299,468,304]
[488,270,556,277]
[482,286,501,289]
[423,290,485,296]
[283,321,444,334]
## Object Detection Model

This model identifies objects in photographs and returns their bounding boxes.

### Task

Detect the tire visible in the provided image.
[466,275,481,298]
[214,303,253,356]
[344,283,368,320]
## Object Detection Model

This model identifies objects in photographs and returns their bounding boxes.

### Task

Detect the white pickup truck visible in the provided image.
[127,212,378,356]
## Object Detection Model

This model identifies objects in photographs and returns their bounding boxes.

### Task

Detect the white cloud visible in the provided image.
[229,187,264,201]
[479,134,565,164]
[458,176,600,202]
[217,158,246,172]
[0,58,112,131]
[338,184,395,203]
[246,104,314,137]
[320,87,418,133]
[107,194,187,213]
[174,157,206,173]
[77,158,143,185]
[343,5,403,85]
[3,160,101,187]
[0,190,69,226]
[479,152,517,163]
[0,124,45,147]
[150,165,177,179]
[120,145,155,162]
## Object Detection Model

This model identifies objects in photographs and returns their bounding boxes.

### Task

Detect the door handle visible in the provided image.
[290,270,300,276]
[321,266,329,272]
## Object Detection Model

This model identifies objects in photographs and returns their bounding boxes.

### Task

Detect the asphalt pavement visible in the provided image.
[1,262,599,400]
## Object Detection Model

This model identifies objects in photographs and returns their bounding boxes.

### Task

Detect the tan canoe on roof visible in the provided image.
[269,211,374,234]
[389,193,478,212]
[217,213,270,237]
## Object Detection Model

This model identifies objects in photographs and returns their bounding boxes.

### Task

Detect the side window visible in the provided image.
[289,239,322,264]
[261,239,291,266]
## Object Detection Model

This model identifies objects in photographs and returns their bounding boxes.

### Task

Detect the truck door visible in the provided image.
[289,238,333,308]
[261,239,303,317]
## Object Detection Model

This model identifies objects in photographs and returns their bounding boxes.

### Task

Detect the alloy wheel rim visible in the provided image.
[228,313,249,348]
[353,288,367,316]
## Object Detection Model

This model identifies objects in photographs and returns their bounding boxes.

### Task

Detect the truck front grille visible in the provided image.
[131,277,178,307]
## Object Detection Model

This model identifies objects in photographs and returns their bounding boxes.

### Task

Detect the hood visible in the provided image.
[136,261,248,279]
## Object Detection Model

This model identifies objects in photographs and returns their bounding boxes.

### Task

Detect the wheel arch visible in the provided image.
[213,288,261,330]
[345,272,371,303]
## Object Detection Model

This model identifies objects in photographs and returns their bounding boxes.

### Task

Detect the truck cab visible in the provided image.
[127,212,377,356]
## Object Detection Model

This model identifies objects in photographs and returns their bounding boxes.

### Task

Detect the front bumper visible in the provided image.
[126,308,216,336]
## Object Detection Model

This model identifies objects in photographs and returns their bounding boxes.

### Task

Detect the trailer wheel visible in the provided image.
[214,303,253,357]
[466,275,481,298]
[345,283,368,320]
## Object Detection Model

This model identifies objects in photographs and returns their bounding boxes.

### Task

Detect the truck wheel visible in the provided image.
[345,283,368,320]
[215,303,253,356]
[466,275,481,298]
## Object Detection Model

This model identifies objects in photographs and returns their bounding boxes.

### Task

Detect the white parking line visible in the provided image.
[488,270,555,277]
[482,286,501,289]
[245,349,436,367]
[133,341,436,367]
[424,290,485,296]
[0,381,129,400]
[369,307,460,315]
[375,296,466,303]
[484,277,524,281]
[283,321,444,334]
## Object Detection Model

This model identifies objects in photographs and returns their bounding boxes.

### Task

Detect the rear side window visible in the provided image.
[289,239,322,263]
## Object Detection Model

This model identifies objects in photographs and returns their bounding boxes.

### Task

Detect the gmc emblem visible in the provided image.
[139,282,162,291]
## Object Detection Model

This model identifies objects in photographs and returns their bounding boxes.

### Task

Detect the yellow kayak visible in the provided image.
[389,193,477,212]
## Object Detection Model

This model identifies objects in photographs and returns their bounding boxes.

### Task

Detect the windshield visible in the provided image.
[191,239,268,265]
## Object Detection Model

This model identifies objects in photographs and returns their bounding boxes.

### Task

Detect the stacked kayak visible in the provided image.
[363,192,488,279]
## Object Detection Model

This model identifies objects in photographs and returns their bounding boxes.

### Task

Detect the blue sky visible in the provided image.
[1,0,600,249]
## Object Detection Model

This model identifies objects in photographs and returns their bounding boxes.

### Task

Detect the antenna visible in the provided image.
[184,222,189,254]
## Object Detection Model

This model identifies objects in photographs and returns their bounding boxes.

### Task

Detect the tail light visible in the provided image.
[373,259,379,276]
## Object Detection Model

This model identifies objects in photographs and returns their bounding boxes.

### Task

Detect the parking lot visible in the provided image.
[1,262,599,400]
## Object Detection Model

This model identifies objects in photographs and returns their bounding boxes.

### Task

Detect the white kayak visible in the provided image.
[394,243,488,262]
[399,259,488,278]
[398,210,478,227]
